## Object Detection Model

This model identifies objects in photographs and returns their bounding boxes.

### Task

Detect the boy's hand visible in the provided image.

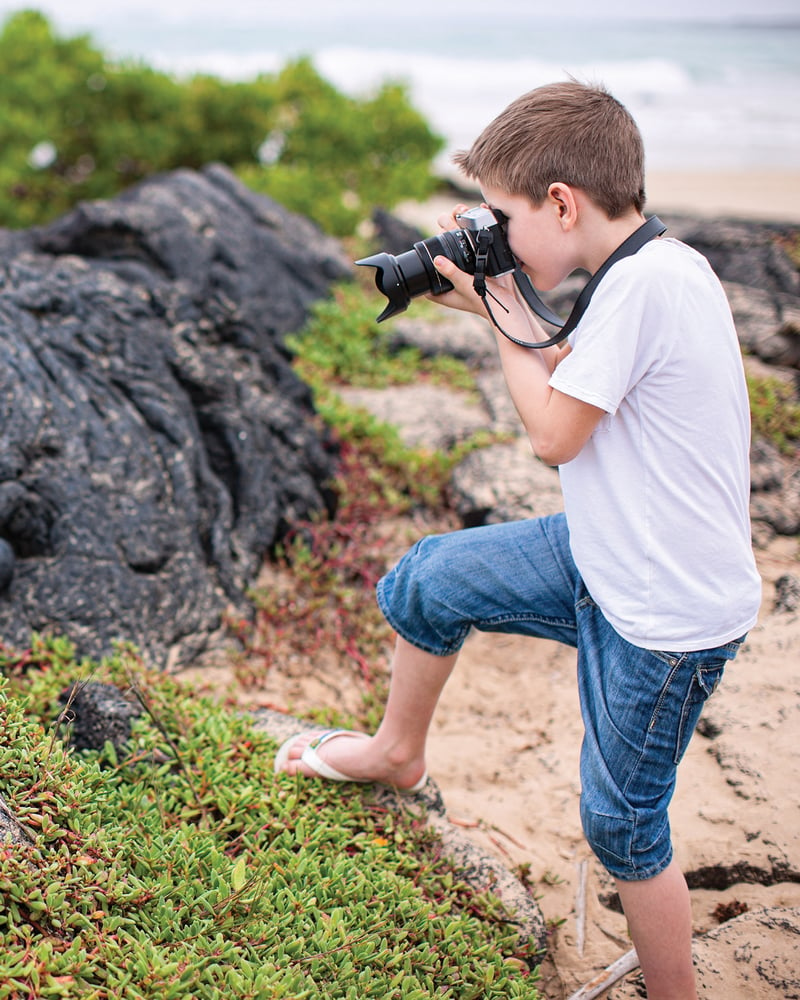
[428,204,516,318]
[431,203,477,312]
[429,253,489,316]
[436,203,469,233]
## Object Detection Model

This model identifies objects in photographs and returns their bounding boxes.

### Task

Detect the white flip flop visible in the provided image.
[274,728,427,793]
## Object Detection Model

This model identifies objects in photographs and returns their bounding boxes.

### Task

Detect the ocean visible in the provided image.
[35,8,800,174]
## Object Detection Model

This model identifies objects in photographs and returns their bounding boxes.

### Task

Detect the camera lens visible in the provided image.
[356,229,477,322]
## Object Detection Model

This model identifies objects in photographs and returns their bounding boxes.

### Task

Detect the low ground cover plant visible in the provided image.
[747,372,800,454]
[0,640,542,999]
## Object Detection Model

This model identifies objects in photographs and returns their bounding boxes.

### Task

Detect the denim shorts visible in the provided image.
[376,513,744,881]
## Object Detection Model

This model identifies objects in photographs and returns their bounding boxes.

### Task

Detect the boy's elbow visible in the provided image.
[528,431,581,467]
[526,397,604,466]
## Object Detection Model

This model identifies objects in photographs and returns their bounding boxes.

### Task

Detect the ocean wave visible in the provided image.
[146,43,800,171]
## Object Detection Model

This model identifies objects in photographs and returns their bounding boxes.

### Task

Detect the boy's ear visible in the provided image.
[547,182,578,230]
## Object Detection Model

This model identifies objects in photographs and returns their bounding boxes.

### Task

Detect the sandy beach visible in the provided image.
[396,169,800,231]
[181,171,800,998]
[645,169,800,224]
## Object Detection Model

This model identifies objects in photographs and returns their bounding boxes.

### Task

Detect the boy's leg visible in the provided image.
[276,636,457,790]
[616,860,697,1000]
[278,515,581,787]
[575,599,743,1000]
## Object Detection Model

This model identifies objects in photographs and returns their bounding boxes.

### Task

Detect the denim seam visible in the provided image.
[621,659,681,802]
[391,619,472,657]
[647,653,687,738]
[586,809,634,867]
[615,844,675,882]
[479,612,578,632]
[581,805,675,881]
[673,661,725,764]
[676,673,697,766]
[617,661,677,807]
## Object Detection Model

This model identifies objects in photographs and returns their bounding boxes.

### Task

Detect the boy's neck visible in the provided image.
[573,196,647,275]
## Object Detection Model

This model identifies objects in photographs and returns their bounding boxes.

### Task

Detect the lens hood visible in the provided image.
[355,251,410,322]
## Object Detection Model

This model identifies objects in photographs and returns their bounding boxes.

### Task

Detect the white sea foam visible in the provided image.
[92,15,800,172]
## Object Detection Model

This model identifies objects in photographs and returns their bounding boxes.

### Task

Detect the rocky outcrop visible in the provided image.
[0,165,350,667]
[58,681,141,753]
[606,905,800,999]
[689,904,800,999]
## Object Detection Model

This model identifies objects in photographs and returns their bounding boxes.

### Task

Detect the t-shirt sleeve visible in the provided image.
[549,262,655,415]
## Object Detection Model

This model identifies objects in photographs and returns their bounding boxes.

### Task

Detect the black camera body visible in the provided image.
[357,206,515,322]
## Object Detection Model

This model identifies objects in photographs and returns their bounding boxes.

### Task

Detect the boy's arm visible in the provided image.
[432,254,604,467]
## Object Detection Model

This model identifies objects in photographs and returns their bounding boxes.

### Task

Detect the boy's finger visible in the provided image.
[436,203,469,230]
[433,255,461,279]
[433,254,451,271]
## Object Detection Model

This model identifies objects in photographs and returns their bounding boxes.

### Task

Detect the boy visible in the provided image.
[275,81,762,999]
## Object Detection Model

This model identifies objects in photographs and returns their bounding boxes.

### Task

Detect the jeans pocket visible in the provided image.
[674,659,726,764]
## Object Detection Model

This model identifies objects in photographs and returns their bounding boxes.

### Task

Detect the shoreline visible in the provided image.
[645,169,800,224]
[396,169,800,231]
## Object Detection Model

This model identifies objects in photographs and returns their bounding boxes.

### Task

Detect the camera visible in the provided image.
[356,206,515,322]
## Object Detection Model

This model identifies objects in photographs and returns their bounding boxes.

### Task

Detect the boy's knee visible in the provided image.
[377,535,474,657]
[580,798,672,881]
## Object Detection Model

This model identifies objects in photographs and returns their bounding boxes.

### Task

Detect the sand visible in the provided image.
[645,169,800,224]
[395,169,800,231]
[180,171,800,998]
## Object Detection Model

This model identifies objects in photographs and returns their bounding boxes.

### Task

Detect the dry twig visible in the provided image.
[566,948,640,1000]
[575,859,588,957]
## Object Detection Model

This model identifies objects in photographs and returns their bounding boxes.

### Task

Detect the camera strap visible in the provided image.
[473,215,667,349]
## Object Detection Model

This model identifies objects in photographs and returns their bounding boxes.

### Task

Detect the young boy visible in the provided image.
[276,81,762,999]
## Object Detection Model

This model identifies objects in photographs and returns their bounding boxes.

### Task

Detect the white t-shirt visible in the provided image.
[549,237,761,651]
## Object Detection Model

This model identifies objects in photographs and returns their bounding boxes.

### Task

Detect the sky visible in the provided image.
[2,0,799,24]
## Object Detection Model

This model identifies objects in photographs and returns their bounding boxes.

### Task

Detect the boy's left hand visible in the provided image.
[428,204,518,319]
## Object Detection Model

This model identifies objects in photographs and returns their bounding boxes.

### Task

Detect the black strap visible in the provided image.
[475,215,667,349]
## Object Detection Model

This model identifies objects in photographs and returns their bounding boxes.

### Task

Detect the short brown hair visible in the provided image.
[452,80,645,218]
